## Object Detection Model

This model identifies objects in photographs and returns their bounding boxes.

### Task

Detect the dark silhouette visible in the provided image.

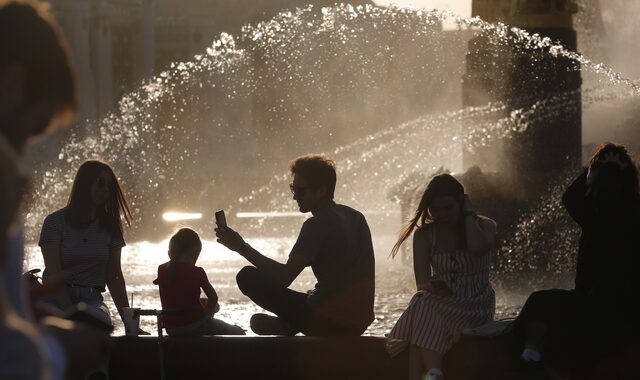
[154,228,244,336]
[0,2,111,380]
[216,154,375,336]
[514,143,640,378]
[387,174,497,380]
[1,0,76,290]
[39,160,133,327]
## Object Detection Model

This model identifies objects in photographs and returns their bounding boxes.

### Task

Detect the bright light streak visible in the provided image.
[162,212,203,222]
[236,211,303,218]
[236,210,398,218]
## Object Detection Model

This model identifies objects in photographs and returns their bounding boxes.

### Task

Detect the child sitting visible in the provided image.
[154,228,245,336]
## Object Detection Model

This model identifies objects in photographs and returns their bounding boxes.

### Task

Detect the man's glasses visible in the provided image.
[289,183,308,196]
[95,177,113,191]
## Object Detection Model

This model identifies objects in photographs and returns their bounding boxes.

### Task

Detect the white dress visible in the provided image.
[387,225,495,355]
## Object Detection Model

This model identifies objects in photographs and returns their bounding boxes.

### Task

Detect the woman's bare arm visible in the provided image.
[40,241,72,309]
[465,214,497,256]
[413,228,432,291]
[105,247,129,321]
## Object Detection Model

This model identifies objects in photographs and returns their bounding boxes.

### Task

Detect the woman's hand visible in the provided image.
[419,281,453,297]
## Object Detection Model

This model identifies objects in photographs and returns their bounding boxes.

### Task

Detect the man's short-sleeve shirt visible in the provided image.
[289,202,375,329]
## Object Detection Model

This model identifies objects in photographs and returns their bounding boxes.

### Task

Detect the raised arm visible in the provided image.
[562,168,589,227]
[463,196,497,256]
[241,244,309,287]
[465,215,497,256]
[105,247,129,321]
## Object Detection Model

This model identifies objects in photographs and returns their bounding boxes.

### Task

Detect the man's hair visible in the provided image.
[0,0,77,121]
[168,228,202,261]
[289,154,337,199]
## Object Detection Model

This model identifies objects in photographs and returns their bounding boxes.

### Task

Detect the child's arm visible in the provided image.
[202,282,220,316]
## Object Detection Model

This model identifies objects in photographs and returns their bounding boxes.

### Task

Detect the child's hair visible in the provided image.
[168,228,202,260]
[165,228,202,283]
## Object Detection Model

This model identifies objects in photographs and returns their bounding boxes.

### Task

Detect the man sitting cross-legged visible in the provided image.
[216,154,375,336]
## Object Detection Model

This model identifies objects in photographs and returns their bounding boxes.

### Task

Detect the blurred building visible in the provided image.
[472,0,577,27]
[46,0,374,239]
[463,0,582,198]
[50,0,373,127]
[50,0,155,124]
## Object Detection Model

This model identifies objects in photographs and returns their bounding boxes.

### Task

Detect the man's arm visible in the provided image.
[240,244,309,287]
[216,226,310,287]
[201,282,220,316]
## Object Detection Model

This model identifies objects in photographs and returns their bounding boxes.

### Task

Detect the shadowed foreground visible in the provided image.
[108,334,537,380]
[109,333,640,379]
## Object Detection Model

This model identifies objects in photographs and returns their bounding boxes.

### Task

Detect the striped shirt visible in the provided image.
[39,209,125,290]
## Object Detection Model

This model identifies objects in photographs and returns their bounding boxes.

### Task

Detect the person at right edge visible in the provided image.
[514,143,640,379]
[216,154,375,336]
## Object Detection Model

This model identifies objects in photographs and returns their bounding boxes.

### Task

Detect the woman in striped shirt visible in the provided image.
[39,160,133,328]
[387,174,497,380]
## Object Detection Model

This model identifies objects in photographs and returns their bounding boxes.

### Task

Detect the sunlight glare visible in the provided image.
[162,211,203,222]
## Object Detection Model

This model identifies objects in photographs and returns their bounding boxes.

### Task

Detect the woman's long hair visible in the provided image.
[165,228,202,284]
[64,160,131,237]
[391,174,465,258]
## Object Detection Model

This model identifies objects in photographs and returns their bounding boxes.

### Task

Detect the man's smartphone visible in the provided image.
[214,210,227,227]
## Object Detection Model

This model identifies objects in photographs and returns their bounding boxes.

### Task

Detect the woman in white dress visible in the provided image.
[387,174,497,380]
